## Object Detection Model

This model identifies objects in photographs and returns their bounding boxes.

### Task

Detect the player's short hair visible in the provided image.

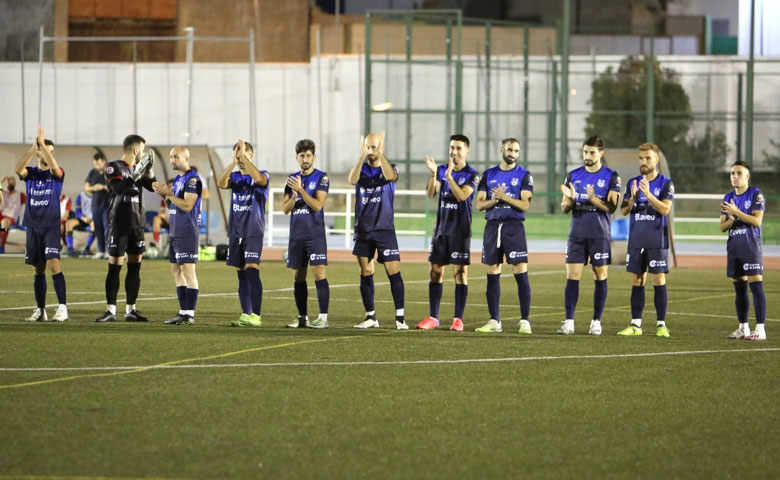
[639,143,660,155]
[450,134,470,147]
[123,134,146,152]
[501,137,520,147]
[233,142,254,154]
[731,160,750,171]
[583,135,605,150]
[93,152,106,161]
[43,139,54,147]
[295,139,316,155]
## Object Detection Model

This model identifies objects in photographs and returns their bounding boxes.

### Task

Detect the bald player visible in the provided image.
[347,131,409,330]
[153,146,202,325]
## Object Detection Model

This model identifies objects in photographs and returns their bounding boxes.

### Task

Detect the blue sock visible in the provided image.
[749,281,766,324]
[86,234,95,249]
[486,273,501,321]
[388,272,405,312]
[34,273,47,309]
[454,283,468,320]
[185,288,199,314]
[52,272,66,305]
[246,267,262,315]
[237,270,251,315]
[360,275,375,312]
[177,286,186,311]
[564,279,579,319]
[429,282,443,318]
[593,279,608,321]
[294,281,308,316]
[315,278,329,314]
[734,280,750,323]
[66,233,73,249]
[631,285,645,321]
[653,284,667,322]
[514,272,531,320]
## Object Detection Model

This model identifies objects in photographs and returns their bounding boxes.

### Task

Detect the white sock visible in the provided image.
[107,304,116,315]
[183,310,195,317]
[632,318,642,328]
[396,308,404,317]
[591,319,601,325]
[366,310,375,317]
[564,319,574,327]
[59,304,67,311]
[755,324,765,334]
[740,322,751,334]
[319,313,328,321]
[656,320,665,327]
[126,304,136,314]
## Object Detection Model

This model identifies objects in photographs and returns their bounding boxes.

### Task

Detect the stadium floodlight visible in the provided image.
[372,102,393,112]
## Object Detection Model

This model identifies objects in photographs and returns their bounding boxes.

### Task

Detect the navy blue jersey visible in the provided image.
[354,163,398,232]
[228,170,269,238]
[22,166,65,228]
[284,168,329,239]
[433,163,480,236]
[168,169,202,238]
[625,173,674,249]
[85,168,108,209]
[564,165,621,239]
[478,164,534,222]
[723,186,765,257]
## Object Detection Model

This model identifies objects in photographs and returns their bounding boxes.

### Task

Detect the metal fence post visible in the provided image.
[559,0,570,187]
[184,26,194,145]
[745,0,755,166]
[249,28,257,147]
[38,25,44,126]
[646,26,655,143]
[547,60,558,214]
[363,12,372,135]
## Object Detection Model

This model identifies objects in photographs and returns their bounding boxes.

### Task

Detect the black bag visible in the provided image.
[216,243,228,261]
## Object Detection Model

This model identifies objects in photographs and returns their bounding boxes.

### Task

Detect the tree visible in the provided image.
[586,55,730,191]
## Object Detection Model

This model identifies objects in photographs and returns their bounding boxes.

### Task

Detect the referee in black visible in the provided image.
[95,134,156,322]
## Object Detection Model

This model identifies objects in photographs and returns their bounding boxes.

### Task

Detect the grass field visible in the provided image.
[1,256,778,479]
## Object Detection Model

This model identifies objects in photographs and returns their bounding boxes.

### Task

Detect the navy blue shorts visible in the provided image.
[353,229,400,263]
[25,226,61,265]
[287,236,328,269]
[566,236,611,266]
[169,236,199,264]
[107,225,146,257]
[226,236,263,268]
[429,234,471,265]
[726,254,763,278]
[626,247,669,274]
[481,220,528,265]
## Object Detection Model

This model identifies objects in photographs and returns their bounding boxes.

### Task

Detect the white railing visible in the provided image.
[672,193,727,241]
[266,188,429,248]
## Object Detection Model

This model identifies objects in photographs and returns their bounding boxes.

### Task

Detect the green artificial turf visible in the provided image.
[0,257,778,479]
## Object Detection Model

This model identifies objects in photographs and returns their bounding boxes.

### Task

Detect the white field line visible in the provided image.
[2,347,778,372]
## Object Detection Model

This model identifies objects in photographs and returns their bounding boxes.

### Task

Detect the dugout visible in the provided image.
[0,143,229,252]
[604,148,676,267]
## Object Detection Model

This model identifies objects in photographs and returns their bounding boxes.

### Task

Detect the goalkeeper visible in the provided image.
[95,134,157,323]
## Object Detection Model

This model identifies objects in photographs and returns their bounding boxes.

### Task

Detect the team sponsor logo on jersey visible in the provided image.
[472,175,480,185]
[743,263,762,271]
[593,252,609,260]
[310,253,327,262]
[382,249,400,257]
[649,260,667,268]
[635,213,656,221]
[507,251,527,259]
[441,202,458,210]
[30,199,50,207]
[362,196,381,205]
[106,166,114,175]
[511,177,519,186]
[188,177,198,187]
[729,228,747,236]
[322,176,329,184]
[292,207,310,215]
[744,200,752,209]
[45,247,59,255]
[757,193,764,203]
[653,188,660,196]
[309,182,317,190]
[450,251,469,259]
[597,179,606,188]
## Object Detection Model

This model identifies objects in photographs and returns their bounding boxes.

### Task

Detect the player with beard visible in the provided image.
[282,139,331,329]
[15,126,69,322]
[473,138,534,334]
[416,134,480,332]
[721,161,767,341]
[347,132,409,330]
[558,135,621,335]
[153,146,202,325]
[95,134,156,323]
[617,143,674,337]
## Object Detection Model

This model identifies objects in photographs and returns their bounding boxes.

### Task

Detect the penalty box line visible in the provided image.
[2,347,779,372]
